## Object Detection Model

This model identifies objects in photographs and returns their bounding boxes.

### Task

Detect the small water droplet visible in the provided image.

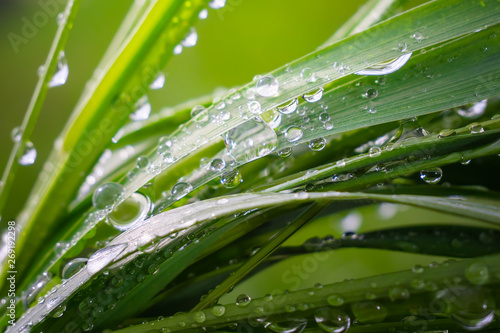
[303,87,324,103]
[173,44,183,55]
[11,127,22,142]
[278,147,292,158]
[19,141,37,166]
[212,305,226,316]
[199,9,208,19]
[210,158,226,172]
[256,76,279,97]
[61,258,88,279]
[285,126,303,143]
[171,182,193,201]
[181,28,197,47]
[355,53,412,76]
[150,72,165,90]
[314,307,350,333]
[327,295,344,307]
[412,265,424,274]
[363,88,378,99]
[465,262,489,285]
[468,122,484,134]
[438,129,456,138]
[92,182,126,210]
[300,67,315,82]
[308,138,327,151]
[48,50,69,88]
[388,287,410,301]
[247,100,262,114]
[319,112,330,123]
[397,42,407,52]
[236,294,251,306]
[368,146,381,157]
[420,168,442,184]
[277,98,298,115]
[108,192,150,230]
[194,311,206,323]
[209,0,226,9]
[411,32,423,41]
[351,301,387,323]
[130,95,151,121]
[221,169,242,188]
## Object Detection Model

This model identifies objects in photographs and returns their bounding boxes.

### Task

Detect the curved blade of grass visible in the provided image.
[0,0,81,243]
[110,253,500,333]
[9,0,210,285]
[9,188,500,331]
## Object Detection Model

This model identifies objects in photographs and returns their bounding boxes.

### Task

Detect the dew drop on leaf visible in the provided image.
[171,182,193,201]
[303,87,324,103]
[221,169,242,188]
[19,141,37,166]
[308,138,327,151]
[149,72,165,90]
[108,192,150,230]
[92,182,126,211]
[314,307,351,333]
[61,258,88,279]
[236,294,251,306]
[181,28,198,48]
[11,127,22,142]
[210,158,226,172]
[199,9,208,19]
[130,95,151,121]
[465,261,489,285]
[355,53,412,76]
[419,167,442,184]
[48,50,69,88]
[277,98,298,115]
[256,76,279,97]
[285,126,303,143]
[368,146,381,157]
[209,0,226,9]
[351,301,387,323]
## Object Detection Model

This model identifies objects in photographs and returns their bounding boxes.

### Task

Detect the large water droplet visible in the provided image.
[236,294,251,306]
[351,301,387,323]
[130,95,151,121]
[212,305,225,316]
[209,0,226,9]
[355,53,412,76]
[48,50,69,88]
[221,169,242,188]
[265,318,307,333]
[87,243,127,275]
[223,119,278,162]
[468,122,484,134]
[108,192,150,230]
[171,182,193,201]
[303,87,324,103]
[92,182,126,211]
[419,168,442,184]
[19,141,37,166]
[308,138,327,151]
[277,98,298,115]
[314,307,350,333]
[181,28,198,48]
[256,76,279,97]
[285,126,303,143]
[150,72,165,90]
[61,258,88,279]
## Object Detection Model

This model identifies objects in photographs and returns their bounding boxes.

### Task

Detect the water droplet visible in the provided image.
[466,262,489,285]
[61,258,88,279]
[22,272,52,308]
[247,100,262,114]
[199,9,208,19]
[285,126,303,143]
[236,294,251,306]
[92,182,126,210]
[319,112,330,123]
[368,146,381,157]
[412,265,424,274]
[87,243,127,275]
[308,138,327,151]
[327,295,344,307]
[374,76,386,85]
[171,182,193,201]
[355,53,412,75]
[278,147,292,158]
[212,305,226,316]
[209,0,226,9]
[388,287,410,301]
[303,87,324,103]
[468,122,484,134]
[11,127,22,142]
[300,67,315,82]
[173,44,183,55]
[411,32,423,41]
[351,301,387,323]
[314,307,350,333]
[48,50,69,88]
[19,141,37,166]
[260,108,281,129]
[457,100,487,119]
[181,28,197,47]
[420,168,443,184]
[363,88,378,99]
[221,169,242,188]
[194,311,206,323]
[265,319,307,333]
[438,129,456,138]
[277,98,298,115]
[130,95,151,121]
[256,76,279,97]
[150,72,165,90]
[108,192,150,230]
[397,42,407,52]
[210,158,226,172]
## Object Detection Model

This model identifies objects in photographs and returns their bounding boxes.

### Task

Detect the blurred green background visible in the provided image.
[0,0,371,222]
